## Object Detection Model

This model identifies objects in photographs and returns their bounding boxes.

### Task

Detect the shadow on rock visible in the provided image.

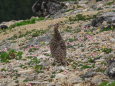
[0,25,8,30]
[106,59,115,79]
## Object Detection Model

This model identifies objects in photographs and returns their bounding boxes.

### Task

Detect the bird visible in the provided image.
[49,23,67,65]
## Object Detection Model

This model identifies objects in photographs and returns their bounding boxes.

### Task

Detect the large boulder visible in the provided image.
[32,0,66,17]
[91,16,105,27]
[91,12,115,27]
[106,60,115,79]
[102,12,115,23]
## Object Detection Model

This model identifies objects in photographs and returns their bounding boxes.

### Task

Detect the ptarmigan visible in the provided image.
[49,24,66,65]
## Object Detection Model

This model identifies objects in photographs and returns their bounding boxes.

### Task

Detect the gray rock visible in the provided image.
[32,0,66,17]
[0,25,8,29]
[91,16,105,27]
[0,40,11,50]
[91,12,115,27]
[110,38,115,43]
[54,66,67,72]
[10,43,19,50]
[27,34,51,46]
[47,83,56,86]
[55,73,67,79]
[80,71,96,78]
[106,60,115,79]
[70,77,83,84]
[103,12,115,23]
[91,77,103,85]
[102,12,115,17]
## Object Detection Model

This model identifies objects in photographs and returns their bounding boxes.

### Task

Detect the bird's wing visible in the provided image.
[60,40,66,50]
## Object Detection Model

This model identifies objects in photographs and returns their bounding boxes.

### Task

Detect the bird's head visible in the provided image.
[54,23,60,30]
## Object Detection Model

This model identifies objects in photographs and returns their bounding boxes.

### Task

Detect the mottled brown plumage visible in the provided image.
[49,24,66,65]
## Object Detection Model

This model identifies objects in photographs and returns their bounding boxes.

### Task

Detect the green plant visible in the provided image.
[32,29,47,37]
[71,62,78,69]
[101,26,115,32]
[80,64,95,69]
[1,68,7,72]
[73,28,81,33]
[50,71,56,78]
[29,57,43,73]
[8,34,18,40]
[67,45,75,49]
[81,65,92,69]
[64,26,73,32]
[9,30,36,40]
[16,51,23,60]
[66,9,74,12]
[43,53,51,56]
[23,79,30,82]
[0,49,23,62]
[19,64,28,69]
[9,49,23,60]
[107,0,115,5]
[50,74,56,78]
[34,65,43,73]
[101,48,112,54]
[88,58,95,63]
[96,67,105,73]
[29,57,40,65]
[18,31,32,38]
[97,7,103,10]
[99,81,115,86]
[68,14,92,22]
[9,17,44,29]
[9,29,47,40]
[67,38,76,42]
[99,81,109,86]
[0,52,10,62]
[29,48,38,52]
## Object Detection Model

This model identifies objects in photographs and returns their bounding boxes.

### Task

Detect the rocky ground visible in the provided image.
[0,0,115,86]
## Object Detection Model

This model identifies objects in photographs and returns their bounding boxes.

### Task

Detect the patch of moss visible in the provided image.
[9,17,45,29]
